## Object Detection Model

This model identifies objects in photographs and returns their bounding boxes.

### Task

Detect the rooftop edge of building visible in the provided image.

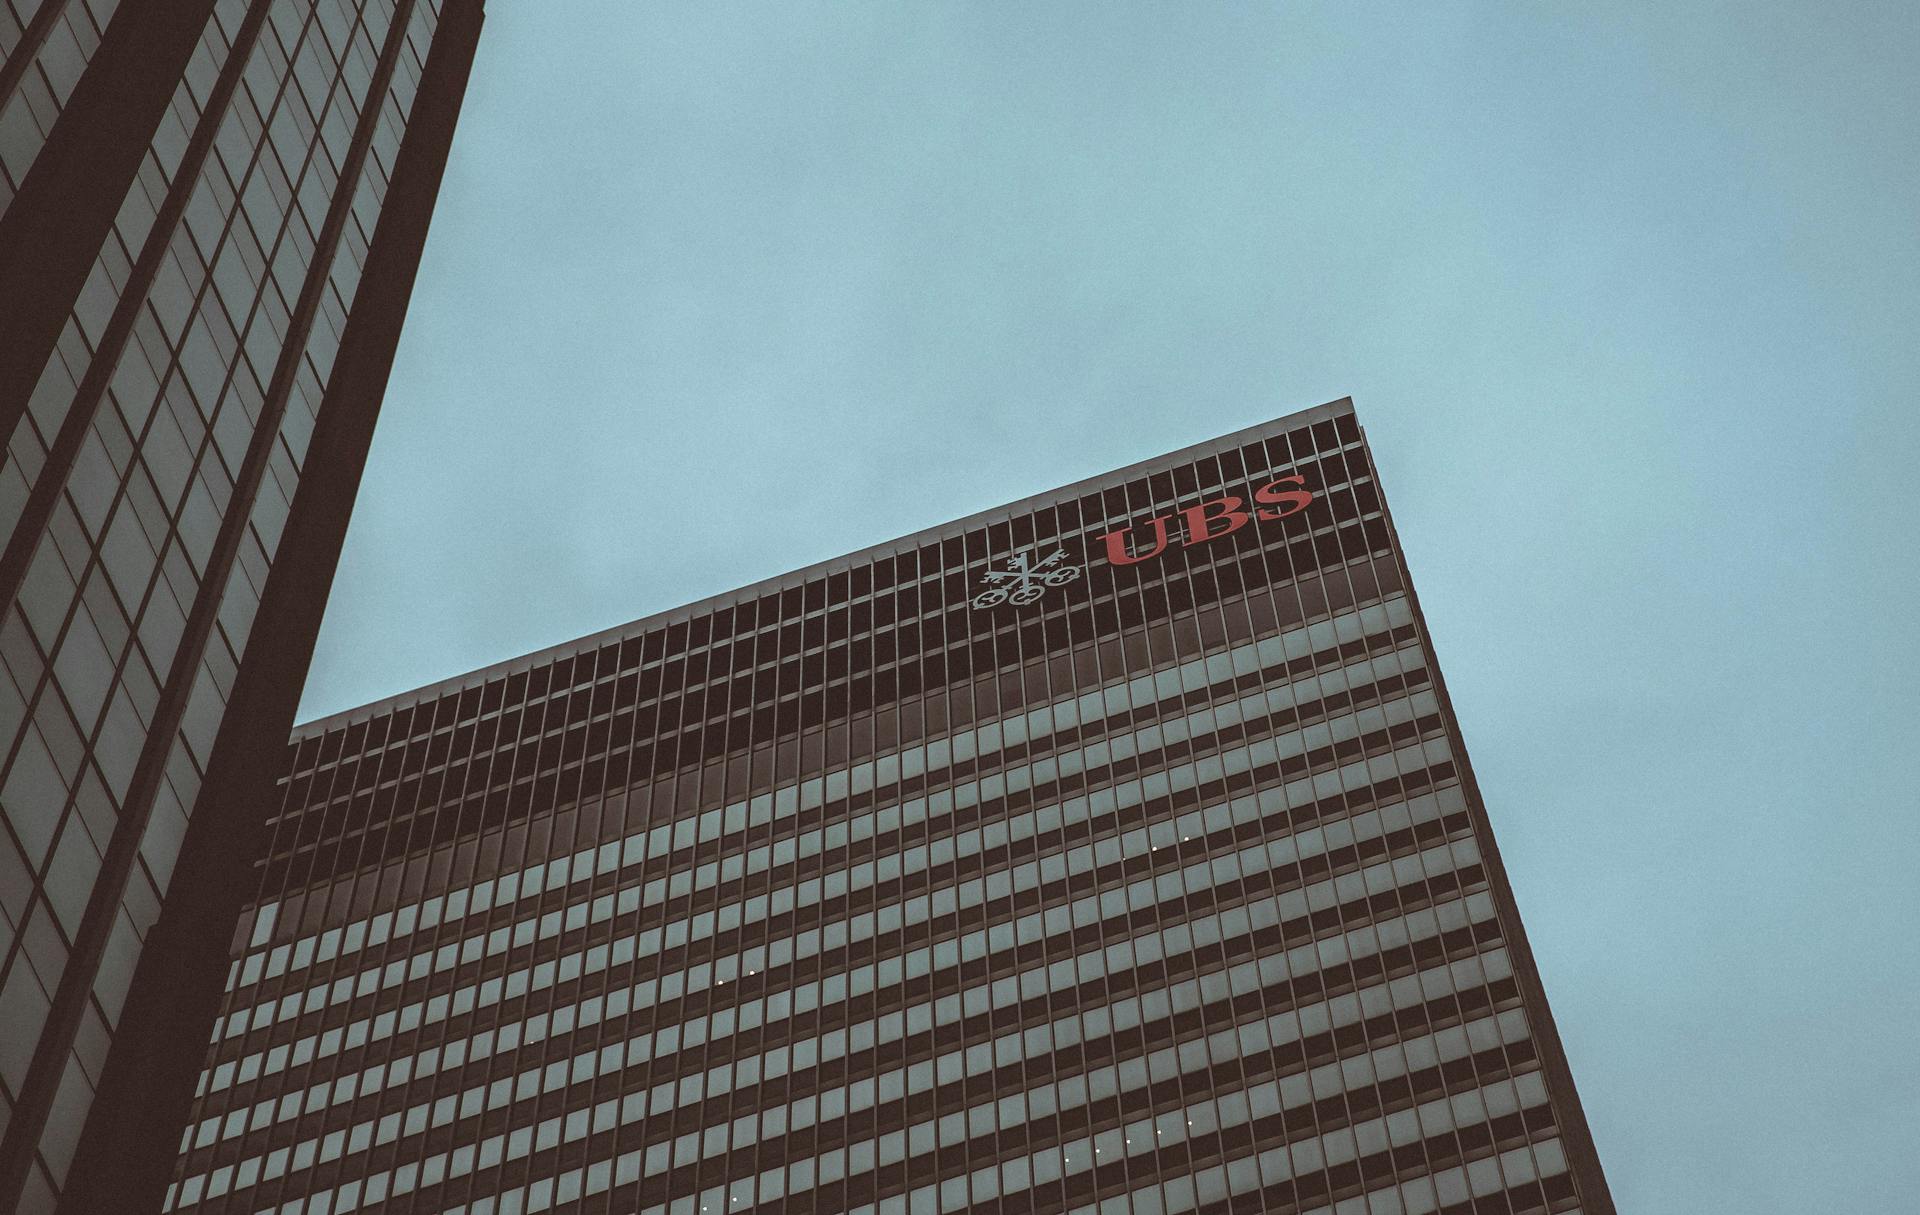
[292,396,1356,738]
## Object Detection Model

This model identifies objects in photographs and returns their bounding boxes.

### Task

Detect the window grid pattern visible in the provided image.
[0,0,124,214]
[0,2,447,1210]
[169,408,1606,1215]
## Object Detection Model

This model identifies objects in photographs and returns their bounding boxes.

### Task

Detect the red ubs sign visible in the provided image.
[1094,474,1314,567]
[972,474,1317,609]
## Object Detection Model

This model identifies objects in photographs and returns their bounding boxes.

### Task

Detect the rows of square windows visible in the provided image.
[580,1135,1568,1215]
[188,759,1471,1155]
[71,671,1443,1159]
[198,721,1451,1120]
[255,552,1405,990]
[500,996,1543,1215]
[278,505,1392,885]
[589,996,1554,1215]
[192,711,1462,1170]
[183,748,1466,1136]
[175,974,1541,1214]
[180,829,1551,1205]
[188,850,1488,1184]
[248,1130,1574,1215]
[184,865,1499,1188]
[186,855,1495,1195]
[168,775,1512,1205]
[193,764,1471,1171]
[264,505,1400,905]
[275,414,1363,791]
[191,909,1543,1213]
[202,667,1451,1036]
[274,429,1374,817]
[224,611,1421,1019]
[172,748,1574,1205]
[199,673,1450,1108]
[233,643,1413,1026]
[193,722,1462,1128]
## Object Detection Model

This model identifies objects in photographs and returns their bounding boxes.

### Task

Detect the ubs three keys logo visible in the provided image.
[970,549,1081,608]
[969,471,1319,610]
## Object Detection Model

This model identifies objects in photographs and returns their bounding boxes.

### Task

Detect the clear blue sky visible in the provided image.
[302,4,1919,1209]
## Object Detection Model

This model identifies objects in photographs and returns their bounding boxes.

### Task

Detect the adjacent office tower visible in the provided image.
[168,400,1614,1215]
[0,2,483,1211]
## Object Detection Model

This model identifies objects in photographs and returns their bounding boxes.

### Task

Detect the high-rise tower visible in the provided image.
[168,400,1614,1215]
[0,3,483,1211]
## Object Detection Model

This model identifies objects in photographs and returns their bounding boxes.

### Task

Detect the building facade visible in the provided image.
[166,399,1614,1215]
[0,2,483,1212]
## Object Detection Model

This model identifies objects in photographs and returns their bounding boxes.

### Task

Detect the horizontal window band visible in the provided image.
[190,925,1517,1211]
[622,926,1515,1209]
[180,901,1509,1185]
[187,902,1505,1174]
[215,686,1445,1048]
[331,1003,1540,1215]
[192,834,1487,1190]
[270,579,1413,909]
[193,806,1484,1161]
[185,828,1489,1166]
[199,797,1477,1129]
[280,529,1394,831]
[271,611,1418,935]
[278,448,1380,791]
[240,609,1419,987]
[265,521,1401,889]
[202,733,1456,1079]
[219,758,1456,1087]
[926,1099,1566,1215]
[202,757,1463,1130]
[686,1037,1545,1215]
[228,639,1427,1007]
[189,887,1502,1192]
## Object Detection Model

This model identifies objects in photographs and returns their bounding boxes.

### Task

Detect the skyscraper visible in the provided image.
[0,3,484,1211]
[167,400,1614,1215]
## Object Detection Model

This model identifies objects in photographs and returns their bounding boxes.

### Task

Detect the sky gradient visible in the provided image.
[300,4,1919,1209]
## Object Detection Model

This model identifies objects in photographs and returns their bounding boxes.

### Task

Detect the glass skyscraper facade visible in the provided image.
[0,2,483,1211]
[166,399,1614,1215]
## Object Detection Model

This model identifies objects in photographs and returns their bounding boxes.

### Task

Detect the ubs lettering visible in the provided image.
[1096,475,1313,568]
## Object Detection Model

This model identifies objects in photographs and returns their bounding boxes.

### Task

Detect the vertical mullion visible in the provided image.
[449,678,513,1208]
[418,680,499,1215]
[541,648,607,1214]
[705,615,749,1215]
[490,661,558,1214]
[305,709,409,1211]
[347,692,457,1213]
[753,591,796,1215]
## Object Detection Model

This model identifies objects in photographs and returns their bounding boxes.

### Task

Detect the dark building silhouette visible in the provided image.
[0,2,483,1211]
[167,400,1614,1215]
